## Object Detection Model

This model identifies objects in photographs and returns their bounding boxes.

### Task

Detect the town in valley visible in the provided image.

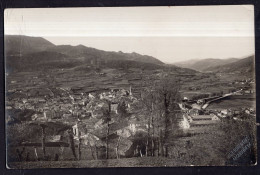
[5,35,256,168]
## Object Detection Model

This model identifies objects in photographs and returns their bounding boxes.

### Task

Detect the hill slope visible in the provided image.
[4,35,163,65]
[205,55,255,74]
[5,35,55,55]
[174,58,239,72]
[173,59,202,69]
[46,45,164,65]
[5,51,76,72]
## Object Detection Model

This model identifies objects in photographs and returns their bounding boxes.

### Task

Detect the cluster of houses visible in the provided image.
[179,108,220,134]
[214,108,255,118]
[68,88,152,157]
[6,85,140,121]
[232,78,255,85]
[7,85,155,158]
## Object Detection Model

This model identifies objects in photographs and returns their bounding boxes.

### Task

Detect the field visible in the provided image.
[7,67,241,101]
[207,95,256,110]
[7,68,150,97]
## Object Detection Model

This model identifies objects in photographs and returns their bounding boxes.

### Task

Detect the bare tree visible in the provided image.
[156,77,181,157]
[56,124,77,160]
[41,124,47,157]
[89,145,95,160]
[95,144,99,160]
[34,147,38,161]
[28,122,48,158]
[78,131,82,160]
[103,100,111,159]
[67,129,77,160]
[141,81,167,157]
[115,136,121,159]
[16,147,25,161]
[140,89,152,157]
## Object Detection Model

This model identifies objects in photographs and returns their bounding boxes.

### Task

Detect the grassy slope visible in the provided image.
[207,97,256,110]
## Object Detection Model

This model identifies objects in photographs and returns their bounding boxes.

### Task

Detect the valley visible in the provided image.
[5,35,256,167]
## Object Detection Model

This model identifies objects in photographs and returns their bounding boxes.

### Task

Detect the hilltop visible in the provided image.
[5,35,55,55]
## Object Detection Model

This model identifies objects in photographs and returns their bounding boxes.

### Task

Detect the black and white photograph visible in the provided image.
[4,5,257,168]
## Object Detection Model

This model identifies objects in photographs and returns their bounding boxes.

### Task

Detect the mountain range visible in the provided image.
[173,56,254,74]
[5,35,254,75]
[5,35,170,72]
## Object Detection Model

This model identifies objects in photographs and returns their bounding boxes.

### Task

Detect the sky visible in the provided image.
[4,6,255,63]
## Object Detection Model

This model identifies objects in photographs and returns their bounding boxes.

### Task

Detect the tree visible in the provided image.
[115,136,121,159]
[28,122,48,158]
[57,124,77,160]
[118,100,127,117]
[156,77,181,157]
[144,90,158,157]
[41,124,47,157]
[16,147,25,161]
[141,83,156,157]
[78,131,82,160]
[67,128,77,160]
[103,100,112,159]
[140,77,181,157]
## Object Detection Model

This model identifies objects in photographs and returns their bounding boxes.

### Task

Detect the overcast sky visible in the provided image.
[4,6,254,63]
